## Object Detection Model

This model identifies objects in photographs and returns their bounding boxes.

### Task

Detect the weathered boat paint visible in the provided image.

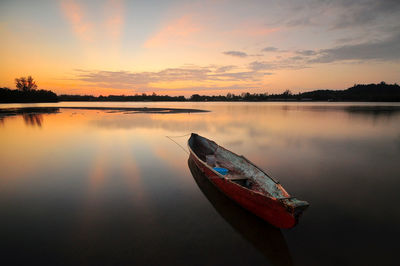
[188,133,309,228]
[188,158,293,265]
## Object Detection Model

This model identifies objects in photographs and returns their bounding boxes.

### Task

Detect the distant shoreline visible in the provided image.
[58,106,209,113]
[0,107,209,120]
[3,105,400,122]
[2,100,400,104]
[1,82,400,103]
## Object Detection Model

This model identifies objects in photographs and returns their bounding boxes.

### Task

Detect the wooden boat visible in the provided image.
[188,133,309,228]
[188,158,293,265]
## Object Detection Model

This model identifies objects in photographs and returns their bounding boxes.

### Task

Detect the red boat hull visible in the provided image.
[189,153,298,228]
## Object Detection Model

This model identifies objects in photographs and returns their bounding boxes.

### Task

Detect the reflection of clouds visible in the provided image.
[89,104,400,142]
[76,142,110,239]
[154,146,184,171]
[90,103,400,217]
[74,133,157,244]
[90,113,210,132]
[119,137,148,205]
[86,149,108,193]
[1,103,400,265]
[85,103,400,202]
[87,103,400,205]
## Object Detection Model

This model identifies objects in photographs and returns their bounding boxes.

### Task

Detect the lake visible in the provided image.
[1,102,400,266]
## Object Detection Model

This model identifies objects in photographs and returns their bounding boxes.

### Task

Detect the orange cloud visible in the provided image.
[61,0,94,41]
[144,15,202,48]
[104,0,124,40]
[61,0,124,43]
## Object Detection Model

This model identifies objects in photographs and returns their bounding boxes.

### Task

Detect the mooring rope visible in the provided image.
[165,133,192,138]
[166,133,191,155]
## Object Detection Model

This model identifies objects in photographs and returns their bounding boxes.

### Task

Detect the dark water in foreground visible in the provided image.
[1,102,400,265]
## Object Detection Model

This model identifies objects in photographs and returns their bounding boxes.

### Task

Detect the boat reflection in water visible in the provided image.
[188,158,293,266]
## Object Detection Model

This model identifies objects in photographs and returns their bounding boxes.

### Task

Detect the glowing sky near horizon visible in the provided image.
[1,0,399,96]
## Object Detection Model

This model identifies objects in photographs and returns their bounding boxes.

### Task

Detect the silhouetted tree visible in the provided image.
[283,90,292,96]
[15,76,37,92]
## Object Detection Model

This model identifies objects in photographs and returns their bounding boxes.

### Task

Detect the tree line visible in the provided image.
[1,77,400,103]
[0,76,58,103]
[58,93,186,102]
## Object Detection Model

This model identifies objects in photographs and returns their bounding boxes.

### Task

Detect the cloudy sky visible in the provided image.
[1,0,399,95]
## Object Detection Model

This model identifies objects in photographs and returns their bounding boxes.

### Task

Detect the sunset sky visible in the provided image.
[1,0,399,96]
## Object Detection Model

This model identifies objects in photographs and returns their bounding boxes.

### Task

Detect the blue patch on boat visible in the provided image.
[213,167,228,175]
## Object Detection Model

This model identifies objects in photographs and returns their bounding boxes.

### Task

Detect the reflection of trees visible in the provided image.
[0,107,59,127]
[345,106,400,116]
[23,114,43,127]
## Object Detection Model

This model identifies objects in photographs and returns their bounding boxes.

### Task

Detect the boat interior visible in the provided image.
[188,133,287,198]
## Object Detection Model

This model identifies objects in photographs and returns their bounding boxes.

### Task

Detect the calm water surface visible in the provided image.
[1,102,400,265]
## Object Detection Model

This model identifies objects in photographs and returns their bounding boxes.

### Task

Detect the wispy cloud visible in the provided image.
[71,64,273,90]
[309,32,400,63]
[61,0,93,41]
[261,46,279,52]
[246,33,400,71]
[285,17,314,28]
[223,50,248,57]
[328,0,400,30]
[60,0,124,42]
[144,15,202,48]
[248,58,308,71]
[249,61,275,71]
[104,0,124,41]
[296,49,317,56]
[279,0,400,33]
[248,29,400,68]
[244,31,400,71]
[215,65,236,73]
